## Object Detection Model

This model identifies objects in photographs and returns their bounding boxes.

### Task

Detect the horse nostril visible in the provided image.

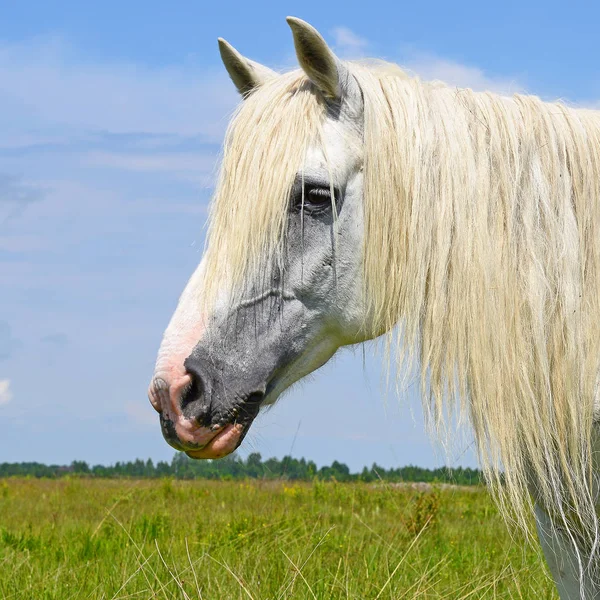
[180,359,204,407]
[181,358,213,426]
[180,374,201,411]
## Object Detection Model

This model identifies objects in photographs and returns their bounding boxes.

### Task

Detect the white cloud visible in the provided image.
[0,36,238,143]
[0,380,12,406]
[331,26,369,59]
[0,36,229,237]
[83,151,218,184]
[402,52,522,95]
[330,26,521,95]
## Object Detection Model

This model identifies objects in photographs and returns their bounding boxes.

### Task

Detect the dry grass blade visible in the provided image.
[110,552,156,600]
[281,549,317,600]
[352,512,403,557]
[205,553,256,600]
[2,557,100,600]
[112,590,153,599]
[110,513,170,600]
[276,526,335,599]
[396,555,447,599]
[92,483,140,539]
[185,538,203,600]
[154,539,192,600]
[374,515,433,599]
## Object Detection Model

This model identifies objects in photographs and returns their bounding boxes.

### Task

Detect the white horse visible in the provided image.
[149,17,600,598]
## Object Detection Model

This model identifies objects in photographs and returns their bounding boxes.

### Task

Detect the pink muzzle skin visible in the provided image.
[148,299,232,458]
[149,372,244,459]
[148,292,250,459]
[184,423,245,459]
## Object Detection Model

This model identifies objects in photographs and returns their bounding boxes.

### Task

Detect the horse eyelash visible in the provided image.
[308,187,331,197]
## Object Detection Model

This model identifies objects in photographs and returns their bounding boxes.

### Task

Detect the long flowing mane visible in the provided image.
[204,61,600,567]
[202,72,327,307]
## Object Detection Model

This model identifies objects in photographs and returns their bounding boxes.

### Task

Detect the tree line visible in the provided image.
[0,453,482,485]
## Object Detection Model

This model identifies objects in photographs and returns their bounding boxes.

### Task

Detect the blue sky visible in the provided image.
[1,1,598,471]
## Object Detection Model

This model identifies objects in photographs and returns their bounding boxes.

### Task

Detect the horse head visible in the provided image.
[148,18,370,458]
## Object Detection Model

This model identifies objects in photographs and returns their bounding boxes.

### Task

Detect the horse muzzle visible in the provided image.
[148,356,264,459]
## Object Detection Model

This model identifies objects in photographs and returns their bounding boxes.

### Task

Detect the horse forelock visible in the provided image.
[201,70,328,309]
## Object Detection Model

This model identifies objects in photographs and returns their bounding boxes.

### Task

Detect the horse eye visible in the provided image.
[290,180,341,214]
[305,186,332,207]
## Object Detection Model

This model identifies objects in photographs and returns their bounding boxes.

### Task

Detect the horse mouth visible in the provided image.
[184,422,248,459]
[158,392,262,460]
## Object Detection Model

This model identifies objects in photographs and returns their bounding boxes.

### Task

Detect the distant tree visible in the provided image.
[245,453,263,478]
[71,461,90,474]
[0,455,483,484]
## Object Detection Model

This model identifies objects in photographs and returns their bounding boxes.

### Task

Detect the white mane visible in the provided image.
[355,63,600,563]
[204,60,600,571]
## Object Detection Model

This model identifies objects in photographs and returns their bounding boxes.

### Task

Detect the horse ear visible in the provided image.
[286,16,353,102]
[218,38,276,97]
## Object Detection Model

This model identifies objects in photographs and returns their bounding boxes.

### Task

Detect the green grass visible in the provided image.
[0,478,556,599]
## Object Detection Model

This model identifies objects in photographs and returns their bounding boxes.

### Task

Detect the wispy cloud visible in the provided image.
[84,151,217,185]
[0,37,238,143]
[402,51,522,95]
[330,26,521,95]
[0,35,230,240]
[331,26,369,59]
[0,380,12,406]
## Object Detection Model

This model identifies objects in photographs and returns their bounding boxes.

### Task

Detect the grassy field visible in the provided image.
[0,478,556,599]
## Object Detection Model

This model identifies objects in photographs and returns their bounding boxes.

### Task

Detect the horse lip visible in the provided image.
[159,415,185,451]
[158,385,266,456]
[185,423,246,459]
[181,404,260,457]
[161,411,257,454]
